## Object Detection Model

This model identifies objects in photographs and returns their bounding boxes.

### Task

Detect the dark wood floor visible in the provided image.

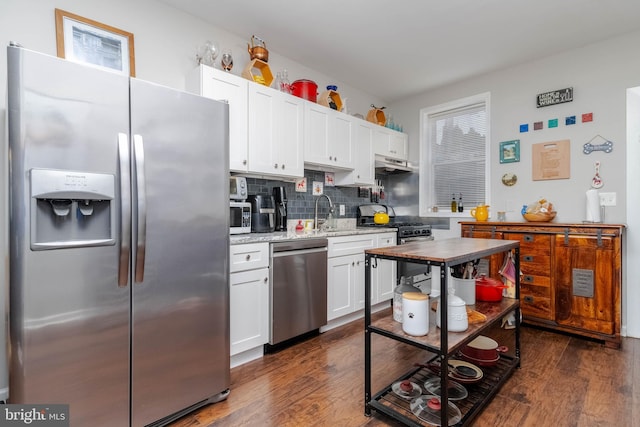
[170,308,639,426]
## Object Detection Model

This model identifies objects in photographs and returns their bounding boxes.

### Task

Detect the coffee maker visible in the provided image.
[248,195,276,233]
[272,187,288,231]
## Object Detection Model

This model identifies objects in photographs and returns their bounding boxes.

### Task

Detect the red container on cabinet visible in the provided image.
[290,79,318,102]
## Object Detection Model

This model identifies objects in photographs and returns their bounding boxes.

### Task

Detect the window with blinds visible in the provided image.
[419,93,490,214]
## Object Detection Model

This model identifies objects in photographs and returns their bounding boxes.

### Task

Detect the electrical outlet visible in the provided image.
[599,192,617,206]
[339,204,345,216]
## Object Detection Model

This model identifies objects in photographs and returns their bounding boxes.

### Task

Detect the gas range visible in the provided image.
[357,204,432,240]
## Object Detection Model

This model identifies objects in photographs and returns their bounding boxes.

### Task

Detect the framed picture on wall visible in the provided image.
[55,9,136,76]
[500,139,520,163]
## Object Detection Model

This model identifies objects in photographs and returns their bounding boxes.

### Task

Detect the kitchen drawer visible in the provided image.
[520,256,552,277]
[504,233,551,255]
[520,295,553,320]
[328,234,376,258]
[230,242,269,273]
[521,282,551,299]
[376,232,396,247]
[520,273,550,288]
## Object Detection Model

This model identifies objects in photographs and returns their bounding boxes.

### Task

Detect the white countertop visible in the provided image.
[230,226,396,245]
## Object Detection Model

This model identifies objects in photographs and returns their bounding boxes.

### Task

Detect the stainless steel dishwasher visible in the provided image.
[269,238,328,346]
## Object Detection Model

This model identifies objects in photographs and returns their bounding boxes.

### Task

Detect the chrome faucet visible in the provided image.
[314,194,334,230]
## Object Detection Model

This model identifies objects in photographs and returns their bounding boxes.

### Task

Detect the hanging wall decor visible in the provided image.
[532,139,571,180]
[499,140,520,163]
[583,134,614,154]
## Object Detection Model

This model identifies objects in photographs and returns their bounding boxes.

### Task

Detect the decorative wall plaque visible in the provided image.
[573,268,594,298]
[536,87,573,108]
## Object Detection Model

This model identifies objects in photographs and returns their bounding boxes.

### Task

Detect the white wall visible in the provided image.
[391,31,640,337]
[0,0,384,130]
[626,87,640,338]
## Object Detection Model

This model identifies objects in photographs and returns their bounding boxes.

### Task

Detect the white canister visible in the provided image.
[436,294,469,332]
[451,276,476,305]
[402,292,429,336]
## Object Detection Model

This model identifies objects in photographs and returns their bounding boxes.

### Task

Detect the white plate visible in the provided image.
[448,359,483,381]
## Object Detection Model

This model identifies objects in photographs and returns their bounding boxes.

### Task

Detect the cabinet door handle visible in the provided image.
[263,277,268,283]
[245,254,251,261]
[523,275,534,283]
[243,159,247,165]
[523,255,534,262]
[524,235,534,242]
[523,295,534,303]
[281,164,285,170]
[274,163,278,169]
[352,261,355,266]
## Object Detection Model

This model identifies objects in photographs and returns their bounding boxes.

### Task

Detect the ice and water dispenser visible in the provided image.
[30,169,116,249]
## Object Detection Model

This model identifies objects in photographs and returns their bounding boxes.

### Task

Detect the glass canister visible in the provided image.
[402,292,429,336]
[393,277,421,322]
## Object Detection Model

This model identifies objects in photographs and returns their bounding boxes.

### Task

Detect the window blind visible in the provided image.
[429,102,487,209]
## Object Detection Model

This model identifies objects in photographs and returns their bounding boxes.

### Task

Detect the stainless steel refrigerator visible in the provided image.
[6,45,230,426]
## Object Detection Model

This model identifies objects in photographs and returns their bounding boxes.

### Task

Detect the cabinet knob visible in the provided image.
[245,254,251,261]
[274,163,278,169]
[281,164,285,169]
[352,261,355,266]
[523,255,534,262]
[329,156,333,161]
[524,235,534,242]
[263,277,268,283]
[243,159,247,165]
[523,275,534,283]
[334,156,338,162]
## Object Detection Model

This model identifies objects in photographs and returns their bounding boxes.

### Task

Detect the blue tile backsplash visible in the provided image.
[245,170,379,219]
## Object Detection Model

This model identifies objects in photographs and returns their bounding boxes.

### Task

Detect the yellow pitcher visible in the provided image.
[470,205,490,221]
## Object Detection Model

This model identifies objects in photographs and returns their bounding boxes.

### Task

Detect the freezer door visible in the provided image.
[7,47,130,425]
[129,79,230,426]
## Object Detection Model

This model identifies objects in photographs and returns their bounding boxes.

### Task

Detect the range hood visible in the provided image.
[374,155,415,174]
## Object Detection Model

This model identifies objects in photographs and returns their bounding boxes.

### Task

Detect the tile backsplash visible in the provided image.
[245,170,382,219]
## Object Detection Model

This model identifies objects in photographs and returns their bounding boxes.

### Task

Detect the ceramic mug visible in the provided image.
[470,205,489,221]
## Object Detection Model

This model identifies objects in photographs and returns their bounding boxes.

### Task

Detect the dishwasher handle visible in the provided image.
[271,238,328,253]
[271,246,327,258]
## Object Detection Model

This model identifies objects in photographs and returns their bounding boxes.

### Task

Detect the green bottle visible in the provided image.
[451,194,457,213]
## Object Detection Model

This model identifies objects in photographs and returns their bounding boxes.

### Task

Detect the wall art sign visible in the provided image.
[55,9,136,77]
[536,87,573,108]
[532,139,570,180]
[499,140,520,163]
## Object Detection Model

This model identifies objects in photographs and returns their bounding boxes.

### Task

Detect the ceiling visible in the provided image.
[161,0,640,103]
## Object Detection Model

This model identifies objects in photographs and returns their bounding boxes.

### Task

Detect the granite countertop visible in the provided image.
[230,226,396,245]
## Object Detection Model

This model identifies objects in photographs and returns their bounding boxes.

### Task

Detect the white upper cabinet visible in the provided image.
[248,84,304,179]
[335,119,375,186]
[186,65,249,172]
[373,126,408,161]
[187,65,303,179]
[304,103,355,170]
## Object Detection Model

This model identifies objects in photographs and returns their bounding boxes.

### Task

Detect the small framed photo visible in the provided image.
[500,139,520,163]
[55,9,135,76]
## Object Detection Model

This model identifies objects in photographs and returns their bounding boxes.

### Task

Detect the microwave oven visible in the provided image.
[230,201,251,234]
[230,176,248,200]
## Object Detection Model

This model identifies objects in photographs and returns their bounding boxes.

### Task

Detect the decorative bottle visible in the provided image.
[451,194,457,213]
[458,193,464,212]
[281,69,291,93]
[393,277,421,323]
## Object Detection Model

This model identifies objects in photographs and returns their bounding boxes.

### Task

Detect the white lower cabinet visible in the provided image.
[326,233,396,322]
[229,242,269,357]
[374,232,397,303]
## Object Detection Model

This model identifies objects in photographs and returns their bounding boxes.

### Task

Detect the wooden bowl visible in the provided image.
[522,211,556,222]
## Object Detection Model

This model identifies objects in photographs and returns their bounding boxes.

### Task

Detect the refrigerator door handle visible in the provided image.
[133,134,147,283]
[118,133,131,287]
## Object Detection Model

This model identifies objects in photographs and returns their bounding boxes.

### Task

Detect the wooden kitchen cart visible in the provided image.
[364,238,520,426]
[460,222,624,348]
